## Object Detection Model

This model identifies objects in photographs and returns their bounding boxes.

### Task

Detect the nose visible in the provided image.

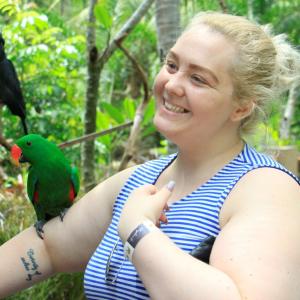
[165,72,185,97]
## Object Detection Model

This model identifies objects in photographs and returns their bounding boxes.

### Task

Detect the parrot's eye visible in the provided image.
[27,141,32,146]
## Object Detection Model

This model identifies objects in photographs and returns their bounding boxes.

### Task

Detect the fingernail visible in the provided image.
[166,180,175,191]
[165,218,168,225]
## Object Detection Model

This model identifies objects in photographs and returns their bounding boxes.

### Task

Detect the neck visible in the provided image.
[155,136,245,204]
[166,136,244,189]
[178,135,242,166]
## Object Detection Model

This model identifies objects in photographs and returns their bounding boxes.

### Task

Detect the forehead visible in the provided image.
[172,25,236,73]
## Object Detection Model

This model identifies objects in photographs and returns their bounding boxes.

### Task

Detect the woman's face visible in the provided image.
[153,25,241,146]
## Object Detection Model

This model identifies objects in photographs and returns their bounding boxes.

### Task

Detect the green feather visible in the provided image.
[16,134,80,221]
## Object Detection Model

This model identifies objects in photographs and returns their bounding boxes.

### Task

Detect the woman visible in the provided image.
[1,11,300,299]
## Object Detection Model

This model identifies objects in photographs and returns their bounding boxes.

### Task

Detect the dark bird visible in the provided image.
[0,31,28,135]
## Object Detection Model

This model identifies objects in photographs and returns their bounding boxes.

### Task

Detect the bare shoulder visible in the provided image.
[219,167,300,227]
[213,167,300,299]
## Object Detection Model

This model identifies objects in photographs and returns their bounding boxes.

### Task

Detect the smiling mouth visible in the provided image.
[164,99,189,113]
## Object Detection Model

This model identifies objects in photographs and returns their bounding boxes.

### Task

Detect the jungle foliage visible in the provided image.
[1,0,300,299]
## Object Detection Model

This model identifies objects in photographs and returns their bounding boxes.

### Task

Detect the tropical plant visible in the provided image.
[1,0,300,299]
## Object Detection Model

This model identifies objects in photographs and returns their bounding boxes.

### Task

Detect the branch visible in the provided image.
[113,83,131,97]
[280,84,299,140]
[0,120,133,153]
[114,37,151,171]
[0,136,12,151]
[57,121,133,149]
[81,0,154,191]
[98,0,155,67]
[219,0,227,13]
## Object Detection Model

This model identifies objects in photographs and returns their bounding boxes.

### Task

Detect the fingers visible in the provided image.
[155,198,172,228]
[133,181,175,198]
[132,184,158,196]
[127,181,175,228]
[153,181,175,208]
[156,200,171,228]
[155,181,175,226]
[155,220,161,227]
[166,180,176,192]
[159,211,168,225]
[163,203,170,212]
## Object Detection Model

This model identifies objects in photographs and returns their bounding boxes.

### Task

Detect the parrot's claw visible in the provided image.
[59,208,69,222]
[34,220,47,239]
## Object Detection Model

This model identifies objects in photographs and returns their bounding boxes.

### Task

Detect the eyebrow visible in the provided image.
[167,50,219,85]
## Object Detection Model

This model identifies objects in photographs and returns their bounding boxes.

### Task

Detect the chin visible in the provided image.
[153,116,179,143]
[153,114,166,135]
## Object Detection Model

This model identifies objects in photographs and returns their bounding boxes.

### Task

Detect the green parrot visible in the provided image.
[11,134,80,239]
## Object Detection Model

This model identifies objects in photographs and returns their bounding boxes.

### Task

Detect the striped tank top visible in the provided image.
[84,142,299,299]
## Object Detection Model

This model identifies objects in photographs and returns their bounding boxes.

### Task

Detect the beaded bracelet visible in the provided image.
[123,220,158,262]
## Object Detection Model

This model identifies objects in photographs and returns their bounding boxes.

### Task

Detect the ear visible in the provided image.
[230,100,258,122]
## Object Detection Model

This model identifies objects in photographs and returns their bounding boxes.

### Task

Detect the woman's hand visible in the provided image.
[117,181,175,244]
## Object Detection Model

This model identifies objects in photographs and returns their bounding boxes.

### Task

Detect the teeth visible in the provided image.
[165,100,186,113]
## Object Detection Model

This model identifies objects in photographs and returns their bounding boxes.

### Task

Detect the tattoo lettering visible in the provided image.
[20,248,42,281]
[26,271,42,281]
[27,249,39,270]
[21,257,30,271]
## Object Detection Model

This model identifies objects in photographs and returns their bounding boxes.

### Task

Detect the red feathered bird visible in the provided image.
[0,31,28,135]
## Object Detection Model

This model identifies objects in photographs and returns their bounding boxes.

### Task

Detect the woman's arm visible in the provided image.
[0,166,137,298]
[118,168,300,300]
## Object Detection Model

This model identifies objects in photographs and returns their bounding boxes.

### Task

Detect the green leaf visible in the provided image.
[94,5,113,30]
[123,97,136,120]
[34,17,48,31]
[98,133,111,149]
[47,85,52,95]
[85,22,106,31]
[96,111,111,148]
[142,97,155,125]
[101,102,124,124]
[97,110,109,129]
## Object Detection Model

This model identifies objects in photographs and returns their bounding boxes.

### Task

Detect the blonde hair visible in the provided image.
[182,12,300,139]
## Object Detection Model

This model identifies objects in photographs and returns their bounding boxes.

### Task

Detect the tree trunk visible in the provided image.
[280,84,299,140]
[81,0,155,192]
[154,0,180,155]
[155,0,180,63]
[81,0,100,192]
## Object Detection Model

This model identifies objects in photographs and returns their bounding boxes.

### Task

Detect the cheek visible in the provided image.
[153,69,166,95]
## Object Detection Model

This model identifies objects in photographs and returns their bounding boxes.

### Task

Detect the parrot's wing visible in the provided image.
[70,162,80,197]
[27,167,38,204]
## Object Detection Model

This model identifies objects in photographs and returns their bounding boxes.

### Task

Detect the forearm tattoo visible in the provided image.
[20,249,42,281]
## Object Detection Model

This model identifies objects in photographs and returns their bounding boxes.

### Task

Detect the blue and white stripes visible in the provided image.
[84,142,299,299]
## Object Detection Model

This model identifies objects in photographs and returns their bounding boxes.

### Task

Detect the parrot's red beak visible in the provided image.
[11,144,22,167]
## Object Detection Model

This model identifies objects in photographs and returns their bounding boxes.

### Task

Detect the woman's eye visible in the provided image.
[166,61,177,71]
[192,76,206,85]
